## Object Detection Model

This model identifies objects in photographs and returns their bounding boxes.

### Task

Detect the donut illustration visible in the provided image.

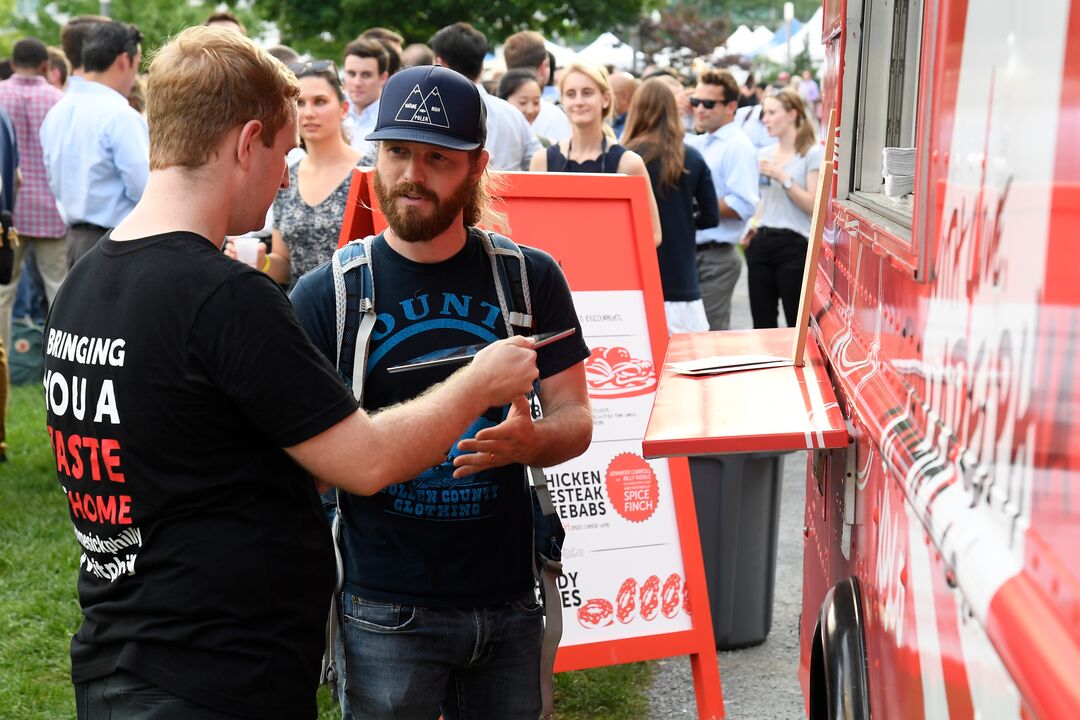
[639,575,661,621]
[661,574,682,618]
[577,598,614,629]
[616,577,638,623]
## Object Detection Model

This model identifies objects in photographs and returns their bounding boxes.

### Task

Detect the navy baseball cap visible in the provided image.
[366,65,487,151]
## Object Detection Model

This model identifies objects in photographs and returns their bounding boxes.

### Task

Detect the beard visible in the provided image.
[373,170,473,243]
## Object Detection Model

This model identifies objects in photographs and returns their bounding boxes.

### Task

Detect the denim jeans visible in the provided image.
[335,591,543,720]
[74,670,243,719]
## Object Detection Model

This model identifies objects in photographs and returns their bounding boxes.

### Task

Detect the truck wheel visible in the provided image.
[809,577,871,720]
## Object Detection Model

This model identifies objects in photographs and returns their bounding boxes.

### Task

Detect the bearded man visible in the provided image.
[289,64,592,720]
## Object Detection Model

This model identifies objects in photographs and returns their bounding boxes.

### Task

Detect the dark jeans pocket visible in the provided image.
[342,594,418,632]
[511,593,545,617]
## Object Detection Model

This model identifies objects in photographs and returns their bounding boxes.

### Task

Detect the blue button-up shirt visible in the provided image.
[40,79,148,228]
[687,121,759,246]
[344,98,380,163]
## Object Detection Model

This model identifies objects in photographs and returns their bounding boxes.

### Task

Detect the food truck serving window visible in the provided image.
[846,0,925,230]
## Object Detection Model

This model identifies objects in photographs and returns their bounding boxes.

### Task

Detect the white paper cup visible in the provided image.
[234,236,261,267]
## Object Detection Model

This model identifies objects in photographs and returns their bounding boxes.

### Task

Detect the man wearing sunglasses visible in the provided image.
[686,68,760,331]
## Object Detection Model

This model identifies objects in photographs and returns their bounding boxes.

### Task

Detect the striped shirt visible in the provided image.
[0,74,65,237]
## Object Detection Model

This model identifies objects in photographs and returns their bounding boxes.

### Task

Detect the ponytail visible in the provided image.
[794,110,816,156]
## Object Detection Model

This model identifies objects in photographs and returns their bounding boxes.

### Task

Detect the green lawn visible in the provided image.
[0,384,650,718]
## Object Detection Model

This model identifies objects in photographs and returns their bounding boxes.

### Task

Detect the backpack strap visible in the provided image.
[331,236,377,404]
[482,231,534,333]
[322,235,376,692]
[480,230,562,720]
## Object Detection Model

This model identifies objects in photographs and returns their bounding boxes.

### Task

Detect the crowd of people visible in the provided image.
[0,10,824,719]
[0,11,825,454]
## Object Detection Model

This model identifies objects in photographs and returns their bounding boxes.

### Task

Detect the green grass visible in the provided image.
[0,383,82,717]
[0,384,651,718]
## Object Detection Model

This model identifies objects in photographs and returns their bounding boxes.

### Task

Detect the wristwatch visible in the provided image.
[782,176,794,190]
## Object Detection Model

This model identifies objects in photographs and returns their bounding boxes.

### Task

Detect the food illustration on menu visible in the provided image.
[576,573,690,629]
[584,346,657,399]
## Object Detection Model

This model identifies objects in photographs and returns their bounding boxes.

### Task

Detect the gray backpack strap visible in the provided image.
[322,236,377,692]
[483,231,534,332]
[321,508,345,689]
[480,231,562,720]
[330,236,377,404]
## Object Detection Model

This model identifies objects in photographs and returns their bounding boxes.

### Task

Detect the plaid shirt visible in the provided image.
[0,75,65,237]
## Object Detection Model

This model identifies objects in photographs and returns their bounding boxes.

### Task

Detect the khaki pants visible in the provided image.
[0,234,68,353]
[0,234,67,459]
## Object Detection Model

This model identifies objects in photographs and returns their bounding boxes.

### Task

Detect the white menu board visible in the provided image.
[549,291,693,645]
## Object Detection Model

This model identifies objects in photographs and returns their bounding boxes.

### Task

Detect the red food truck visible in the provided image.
[800,0,1080,717]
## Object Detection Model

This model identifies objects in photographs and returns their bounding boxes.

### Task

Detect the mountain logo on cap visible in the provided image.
[394,84,451,128]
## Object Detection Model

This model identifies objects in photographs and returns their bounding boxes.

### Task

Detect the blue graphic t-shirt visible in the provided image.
[291,230,589,606]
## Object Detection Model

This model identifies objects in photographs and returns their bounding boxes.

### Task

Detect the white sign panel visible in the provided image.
[551,291,693,645]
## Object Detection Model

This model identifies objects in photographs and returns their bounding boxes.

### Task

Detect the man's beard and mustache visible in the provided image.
[373,170,473,243]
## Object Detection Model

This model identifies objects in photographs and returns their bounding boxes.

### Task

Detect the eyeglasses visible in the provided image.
[689,97,718,109]
[287,59,337,76]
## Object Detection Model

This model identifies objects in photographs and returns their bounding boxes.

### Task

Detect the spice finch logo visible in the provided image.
[605,453,658,523]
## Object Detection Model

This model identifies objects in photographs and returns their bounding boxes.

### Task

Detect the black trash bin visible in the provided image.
[689,452,784,649]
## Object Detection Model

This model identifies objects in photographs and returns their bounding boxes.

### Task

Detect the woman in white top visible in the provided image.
[529,62,661,247]
[742,89,822,328]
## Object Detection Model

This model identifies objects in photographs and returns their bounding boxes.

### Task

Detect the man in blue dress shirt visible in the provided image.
[40,20,148,267]
[686,68,760,331]
[342,37,388,163]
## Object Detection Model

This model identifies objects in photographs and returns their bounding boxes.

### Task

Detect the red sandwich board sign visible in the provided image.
[338,168,725,718]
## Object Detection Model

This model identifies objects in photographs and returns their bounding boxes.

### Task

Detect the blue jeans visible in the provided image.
[335,591,543,720]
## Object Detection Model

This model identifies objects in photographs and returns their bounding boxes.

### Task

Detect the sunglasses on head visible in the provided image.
[287,59,337,76]
[689,97,719,109]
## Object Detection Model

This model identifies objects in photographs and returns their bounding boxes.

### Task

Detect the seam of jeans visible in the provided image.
[468,607,484,666]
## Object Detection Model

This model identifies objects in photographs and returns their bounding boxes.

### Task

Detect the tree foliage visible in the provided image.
[700,0,820,27]
[256,0,649,60]
[638,2,730,60]
[12,0,265,62]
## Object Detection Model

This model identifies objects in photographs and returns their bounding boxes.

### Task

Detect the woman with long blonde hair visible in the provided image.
[622,78,719,333]
[530,62,661,246]
[743,89,821,328]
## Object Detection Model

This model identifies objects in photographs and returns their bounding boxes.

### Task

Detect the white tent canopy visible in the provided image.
[576,32,639,70]
[491,39,576,70]
[722,25,758,56]
[750,26,775,49]
[545,39,577,68]
[761,8,825,64]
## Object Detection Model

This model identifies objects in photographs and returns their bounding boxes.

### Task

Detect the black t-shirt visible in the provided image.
[44,231,358,719]
[290,230,589,607]
[643,143,720,301]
